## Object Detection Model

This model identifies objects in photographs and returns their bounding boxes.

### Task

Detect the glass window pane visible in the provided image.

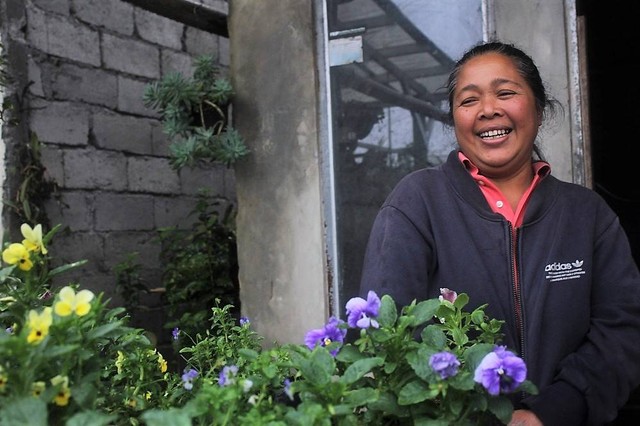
[327,0,483,312]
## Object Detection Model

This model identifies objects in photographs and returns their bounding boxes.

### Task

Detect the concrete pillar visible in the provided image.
[229,0,329,345]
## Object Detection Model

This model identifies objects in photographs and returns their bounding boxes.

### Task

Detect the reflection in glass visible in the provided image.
[327,0,483,315]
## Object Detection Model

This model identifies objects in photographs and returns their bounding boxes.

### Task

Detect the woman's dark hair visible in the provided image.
[446,41,559,124]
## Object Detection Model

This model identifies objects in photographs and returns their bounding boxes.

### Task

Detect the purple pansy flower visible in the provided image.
[172,327,180,340]
[429,351,461,379]
[304,316,347,356]
[181,368,198,390]
[240,316,250,326]
[474,346,527,395]
[438,287,458,303]
[218,365,239,386]
[345,290,381,329]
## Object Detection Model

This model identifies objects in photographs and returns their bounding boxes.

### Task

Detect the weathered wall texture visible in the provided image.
[0,0,233,341]
[230,0,330,345]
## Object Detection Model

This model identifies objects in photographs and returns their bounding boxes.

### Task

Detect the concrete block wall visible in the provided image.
[0,0,233,342]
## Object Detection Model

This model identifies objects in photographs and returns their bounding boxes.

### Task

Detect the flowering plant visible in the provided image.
[0,224,537,425]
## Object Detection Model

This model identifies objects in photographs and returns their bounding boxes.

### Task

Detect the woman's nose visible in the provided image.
[479,97,501,118]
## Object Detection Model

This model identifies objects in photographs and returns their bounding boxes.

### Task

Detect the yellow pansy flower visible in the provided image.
[54,286,94,317]
[157,351,168,373]
[27,307,53,344]
[50,375,71,406]
[32,381,46,397]
[2,243,33,271]
[21,223,47,255]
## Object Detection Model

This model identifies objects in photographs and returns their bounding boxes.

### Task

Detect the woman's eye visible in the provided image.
[460,98,477,106]
[497,90,516,98]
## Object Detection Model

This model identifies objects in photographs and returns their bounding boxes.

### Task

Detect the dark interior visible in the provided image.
[583,0,640,423]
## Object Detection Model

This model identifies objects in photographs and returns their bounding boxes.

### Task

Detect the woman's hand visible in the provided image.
[508,409,543,426]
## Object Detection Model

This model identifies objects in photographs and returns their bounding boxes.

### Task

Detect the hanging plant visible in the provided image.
[143,55,249,170]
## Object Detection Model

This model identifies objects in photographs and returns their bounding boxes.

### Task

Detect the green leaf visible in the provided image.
[44,343,80,358]
[48,260,88,277]
[0,265,16,281]
[344,387,378,406]
[451,328,469,346]
[408,299,440,326]
[397,380,433,405]
[517,379,539,395]
[335,344,365,363]
[368,391,403,415]
[299,347,335,386]
[414,417,451,426]
[142,409,192,426]
[453,293,470,310]
[66,411,118,426]
[420,324,447,350]
[463,343,494,371]
[377,295,398,327]
[86,321,125,340]
[0,397,48,426]
[406,346,437,380]
[341,357,384,384]
[487,396,514,424]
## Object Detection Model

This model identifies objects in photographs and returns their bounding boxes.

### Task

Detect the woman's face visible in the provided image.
[452,52,541,179]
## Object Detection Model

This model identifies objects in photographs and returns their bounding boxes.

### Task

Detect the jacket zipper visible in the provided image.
[510,225,525,355]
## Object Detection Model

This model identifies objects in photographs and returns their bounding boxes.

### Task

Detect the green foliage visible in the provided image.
[143,55,249,169]
[0,224,159,426]
[3,132,59,228]
[158,191,239,340]
[1,223,537,425]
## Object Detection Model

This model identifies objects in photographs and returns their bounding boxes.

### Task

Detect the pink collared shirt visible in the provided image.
[458,152,550,228]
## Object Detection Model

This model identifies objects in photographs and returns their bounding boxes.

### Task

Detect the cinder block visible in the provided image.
[73,0,134,35]
[29,100,90,145]
[185,27,219,57]
[154,195,201,229]
[29,12,100,66]
[161,49,194,77]
[44,190,94,231]
[40,141,65,183]
[95,193,155,231]
[63,147,128,190]
[178,164,226,196]
[102,230,162,271]
[117,76,159,117]
[50,63,118,108]
[32,0,69,15]
[128,156,180,194]
[135,8,184,50]
[93,111,154,155]
[103,33,160,79]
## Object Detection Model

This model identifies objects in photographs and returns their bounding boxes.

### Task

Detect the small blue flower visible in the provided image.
[218,365,239,386]
[239,316,250,326]
[181,368,198,390]
[172,327,180,340]
[345,290,381,329]
[304,316,347,356]
[474,346,527,395]
[429,351,460,379]
[283,378,294,401]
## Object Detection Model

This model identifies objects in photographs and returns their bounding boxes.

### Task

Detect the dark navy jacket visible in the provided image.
[359,150,640,425]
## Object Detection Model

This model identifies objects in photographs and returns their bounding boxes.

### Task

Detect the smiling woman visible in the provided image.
[358,40,640,425]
